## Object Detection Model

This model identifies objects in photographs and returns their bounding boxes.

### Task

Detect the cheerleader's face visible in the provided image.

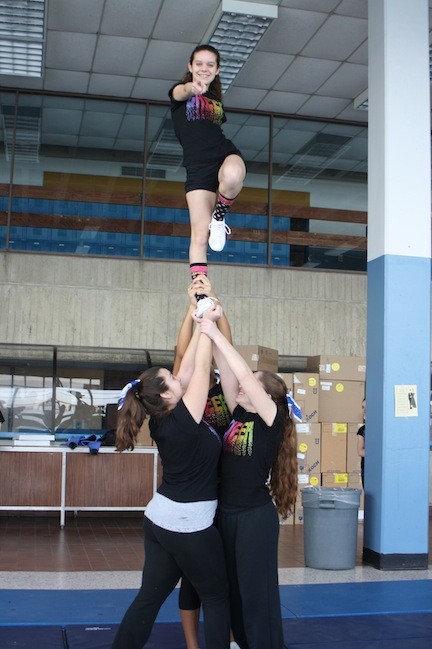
[188,49,220,88]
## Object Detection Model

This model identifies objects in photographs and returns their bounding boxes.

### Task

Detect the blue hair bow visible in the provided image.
[117,379,141,410]
[286,391,302,423]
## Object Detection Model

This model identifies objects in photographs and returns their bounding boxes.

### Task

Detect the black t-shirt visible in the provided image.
[169,84,239,167]
[357,424,365,477]
[204,382,232,439]
[219,405,282,508]
[150,399,222,503]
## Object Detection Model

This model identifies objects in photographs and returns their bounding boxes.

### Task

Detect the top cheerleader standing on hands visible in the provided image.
[169,45,246,277]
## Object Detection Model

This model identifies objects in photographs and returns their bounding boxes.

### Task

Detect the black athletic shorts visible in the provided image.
[185,150,244,193]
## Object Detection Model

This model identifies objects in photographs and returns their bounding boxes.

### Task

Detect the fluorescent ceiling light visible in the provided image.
[353,88,368,111]
[204,0,278,92]
[278,134,351,185]
[2,105,41,162]
[0,0,46,77]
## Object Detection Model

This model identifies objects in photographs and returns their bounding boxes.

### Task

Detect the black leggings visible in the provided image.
[112,516,230,649]
[218,501,283,649]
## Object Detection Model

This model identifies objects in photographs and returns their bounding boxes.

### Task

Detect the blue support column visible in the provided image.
[364,0,431,569]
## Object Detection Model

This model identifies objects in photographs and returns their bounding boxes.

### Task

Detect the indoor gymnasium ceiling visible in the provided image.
[0,0,413,124]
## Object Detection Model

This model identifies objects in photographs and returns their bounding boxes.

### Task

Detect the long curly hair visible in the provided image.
[115,367,169,452]
[258,371,298,518]
[181,44,223,102]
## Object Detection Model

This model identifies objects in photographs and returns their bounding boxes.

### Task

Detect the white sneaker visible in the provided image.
[208,218,231,252]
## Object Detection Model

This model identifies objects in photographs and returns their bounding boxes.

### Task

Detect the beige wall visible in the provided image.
[0,252,366,356]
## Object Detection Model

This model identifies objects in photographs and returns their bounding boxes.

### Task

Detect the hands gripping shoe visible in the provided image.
[208,219,231,252]
[195,296,216,318]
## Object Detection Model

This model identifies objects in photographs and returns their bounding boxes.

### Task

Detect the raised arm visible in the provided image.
[199,319,277,426]
[182,308,220,423]
[173,277,209,380]
[172,80,208,102]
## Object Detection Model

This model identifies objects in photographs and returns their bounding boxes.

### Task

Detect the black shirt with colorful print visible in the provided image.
[150,399,222,503]
[169,85,239,167]
[219,405,282,509]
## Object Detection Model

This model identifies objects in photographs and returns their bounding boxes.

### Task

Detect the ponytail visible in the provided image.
[115,367,168,452]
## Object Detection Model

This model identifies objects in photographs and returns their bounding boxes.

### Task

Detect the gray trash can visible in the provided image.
[301,487,362,569]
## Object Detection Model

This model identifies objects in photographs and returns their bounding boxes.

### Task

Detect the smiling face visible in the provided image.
[188,48,220,89]
[158,368,184,407]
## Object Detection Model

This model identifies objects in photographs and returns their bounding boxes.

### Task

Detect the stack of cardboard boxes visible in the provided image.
[283,354,366,524]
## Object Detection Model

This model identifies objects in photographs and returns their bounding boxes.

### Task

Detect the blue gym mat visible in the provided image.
[1,581,432,648]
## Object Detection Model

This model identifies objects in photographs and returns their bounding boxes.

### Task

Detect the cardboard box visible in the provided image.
[136,418,153,446]
[296,423,321,475]
[307,355,366,381]
[279,509,295,525]
[292,373,319,423]
[319,380,365,423]
[236,345,278,372]
[321,422,348,472]
[278,372,293,393]
[347,424,363,473]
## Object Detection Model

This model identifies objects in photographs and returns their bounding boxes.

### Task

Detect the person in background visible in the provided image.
[169,44,246,284]
[357,397,366,487]
[174,275,239,649]
[198,314,298,649]
[111,302,230,649]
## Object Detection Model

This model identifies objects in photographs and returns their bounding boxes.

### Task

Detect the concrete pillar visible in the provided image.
[364,0,431,569]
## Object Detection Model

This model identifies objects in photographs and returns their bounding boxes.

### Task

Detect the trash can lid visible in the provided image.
[301,486,362,507]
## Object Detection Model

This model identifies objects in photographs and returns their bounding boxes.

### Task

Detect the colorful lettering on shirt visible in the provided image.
[224,419,254,456]
[204,393,231,430]
[186,95,224,125]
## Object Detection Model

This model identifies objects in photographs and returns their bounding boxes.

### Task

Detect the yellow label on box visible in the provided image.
[298,443,308,453]
[336,383,344,392]
[308,377,317,387]
[332,423,348,433]
[332,362,340,372]
[334,473,348,483]
[310,476,319,486]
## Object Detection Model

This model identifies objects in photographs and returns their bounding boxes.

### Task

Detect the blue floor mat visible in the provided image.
[0,625,65,648]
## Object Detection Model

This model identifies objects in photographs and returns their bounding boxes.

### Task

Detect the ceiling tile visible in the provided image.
[296,95,351,118]
[274,57,340,94]
[45,32,98,72]
[257,91,309,114]
[0,75,43,89]
[280,0,339,10]
[235,52,295,90]
[101,0,162,38]
[336,0,368,19]
[42,109,83,135]
[131,78,175,101]
[47,0,105,33]
[93,36,147,75]
[316,63,368,98]
[44,70,90,94]
[88,74,136,97]
[42,134,79,146]
[223,87,268,110]
[78,137,116,149]
[153,0,219,42]
[348,41,368,65]
[80,112,124,137]
[336,105,368,123]
[258,7,328,55]
[139,41,195,80]
[302,15,367,60]
[117,115,146,140]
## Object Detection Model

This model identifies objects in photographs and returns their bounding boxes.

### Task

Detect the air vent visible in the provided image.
[121,166,166,179]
